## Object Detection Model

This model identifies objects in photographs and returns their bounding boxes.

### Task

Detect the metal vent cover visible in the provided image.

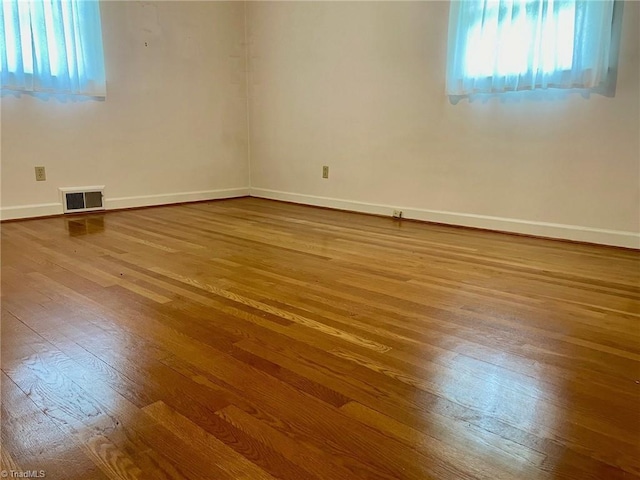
[59,186,105,213]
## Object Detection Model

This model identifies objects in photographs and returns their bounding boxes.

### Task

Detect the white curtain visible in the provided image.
[446,0,616,100]
[0,0,106,97]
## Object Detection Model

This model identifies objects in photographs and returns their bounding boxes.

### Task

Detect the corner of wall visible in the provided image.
[243,0,253,189]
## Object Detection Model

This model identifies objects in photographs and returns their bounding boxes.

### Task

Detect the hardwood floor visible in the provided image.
[1,197,638,480]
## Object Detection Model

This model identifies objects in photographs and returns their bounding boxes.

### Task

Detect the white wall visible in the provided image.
[2,1,638,248]
[1,1,249,219]
[247,1,640,248]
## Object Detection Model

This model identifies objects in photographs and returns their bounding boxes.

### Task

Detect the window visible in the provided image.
[446,0,620,101]
[0,0,106,98]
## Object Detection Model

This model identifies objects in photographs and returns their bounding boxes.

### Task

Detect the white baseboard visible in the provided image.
[0,202,63,221]
[250,188,640,249]
[104,188,249,210]
[0,188,250,221]
[3,187,637,248]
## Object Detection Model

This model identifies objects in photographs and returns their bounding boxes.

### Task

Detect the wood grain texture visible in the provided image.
[1,197,639,480]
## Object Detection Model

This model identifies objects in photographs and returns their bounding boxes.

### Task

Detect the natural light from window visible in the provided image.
[1,0,106,97]
[2,2,32,74]
[42,1,62,75]
[2,2,70,76]
[465,1,576,78]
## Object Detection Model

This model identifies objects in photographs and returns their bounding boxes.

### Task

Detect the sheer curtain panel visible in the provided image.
[446,0,617,100]
[0,0,106,97]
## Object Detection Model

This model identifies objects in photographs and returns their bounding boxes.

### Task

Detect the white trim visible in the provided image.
[104,188,250,210]
[0,203,63,220]
[249,188,640,249]
[1,188,250,221]
[3,187,637,248]
[59,185,106,193]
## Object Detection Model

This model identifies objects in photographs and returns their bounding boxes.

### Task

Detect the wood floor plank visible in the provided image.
[142,401,294,480]
[2,197,639,479]
[1,371,112,480]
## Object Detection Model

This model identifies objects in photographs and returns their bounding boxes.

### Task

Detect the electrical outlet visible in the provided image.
[393,210,403,219]
[322,166,329,179]
[35,166,46,181]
